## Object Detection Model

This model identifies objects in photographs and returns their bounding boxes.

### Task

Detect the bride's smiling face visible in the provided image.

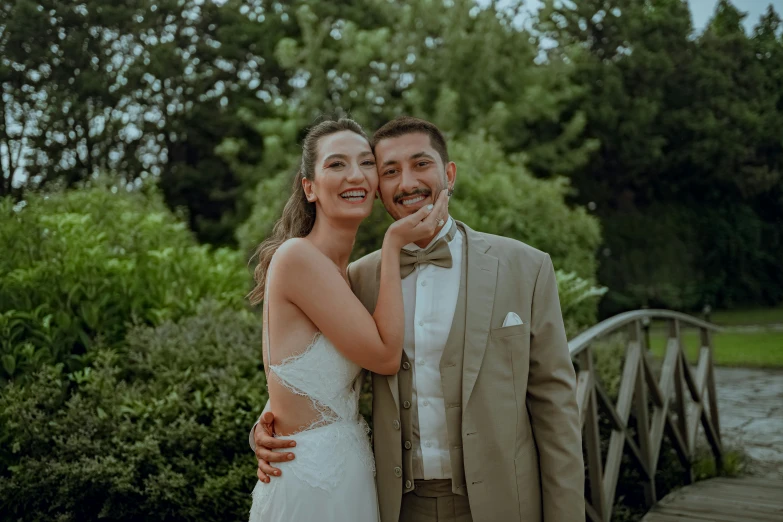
[303,131,378,222]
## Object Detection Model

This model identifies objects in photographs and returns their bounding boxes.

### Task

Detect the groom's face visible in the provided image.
[374,132,456,221]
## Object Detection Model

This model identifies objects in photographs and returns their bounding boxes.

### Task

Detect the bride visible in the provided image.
[246,117,448,521]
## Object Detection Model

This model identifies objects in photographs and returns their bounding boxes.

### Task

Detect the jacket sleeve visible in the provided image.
[526,254,585,521]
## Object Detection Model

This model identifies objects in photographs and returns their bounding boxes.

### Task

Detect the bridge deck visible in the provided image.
[642,477,783,522]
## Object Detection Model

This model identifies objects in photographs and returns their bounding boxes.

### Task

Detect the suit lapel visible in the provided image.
[375,257,401,414]
[460,222,498,411]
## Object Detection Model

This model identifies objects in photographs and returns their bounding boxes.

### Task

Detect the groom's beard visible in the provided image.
[393,187,430,205]
[390,177,449,219]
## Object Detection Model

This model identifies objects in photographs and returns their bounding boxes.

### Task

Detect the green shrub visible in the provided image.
[0,301,266,522]
[0,186,248,382]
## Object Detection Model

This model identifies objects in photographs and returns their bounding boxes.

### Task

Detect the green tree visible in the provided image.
[220,0,595,201]
[0,0,291,244]
[540,0,783,311]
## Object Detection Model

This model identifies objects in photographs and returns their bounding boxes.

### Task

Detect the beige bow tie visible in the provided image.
[399,222,457,278]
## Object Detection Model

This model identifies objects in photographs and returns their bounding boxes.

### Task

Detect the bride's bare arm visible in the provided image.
[275,195,445,375]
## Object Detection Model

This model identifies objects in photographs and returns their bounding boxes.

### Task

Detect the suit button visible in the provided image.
[404,440,412,450]
[403,400,411,409]
[394,466,402,477]
[405,480,413,489]
[393,420,400,430]
[402,362,411,370]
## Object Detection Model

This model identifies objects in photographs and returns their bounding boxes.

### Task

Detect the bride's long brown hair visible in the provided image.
[247,118,369,305]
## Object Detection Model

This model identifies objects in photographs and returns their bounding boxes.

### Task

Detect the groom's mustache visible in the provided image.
[393,188,431,204]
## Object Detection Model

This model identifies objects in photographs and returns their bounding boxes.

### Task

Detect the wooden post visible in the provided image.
[670,319,693,483]
[631,321,656,507]
[702,327,723,471]
[579,345,607,521]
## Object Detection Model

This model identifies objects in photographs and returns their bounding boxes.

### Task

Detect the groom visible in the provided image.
[251,116,585,522]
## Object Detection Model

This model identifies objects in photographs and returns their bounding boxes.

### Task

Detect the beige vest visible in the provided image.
[398,227,468,493]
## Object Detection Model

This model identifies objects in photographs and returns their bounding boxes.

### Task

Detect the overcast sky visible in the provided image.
[690,0,782,32]
[478,0,783,34]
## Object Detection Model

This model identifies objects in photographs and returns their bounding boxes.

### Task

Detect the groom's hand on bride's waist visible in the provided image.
[254,411,296,484]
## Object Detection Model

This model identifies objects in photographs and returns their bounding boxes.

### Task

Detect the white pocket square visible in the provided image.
[502,312,524,327]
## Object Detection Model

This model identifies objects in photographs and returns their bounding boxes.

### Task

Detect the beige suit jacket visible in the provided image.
[347,221,584,522]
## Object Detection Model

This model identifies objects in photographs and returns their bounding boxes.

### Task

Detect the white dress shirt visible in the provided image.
[401,216,462,480]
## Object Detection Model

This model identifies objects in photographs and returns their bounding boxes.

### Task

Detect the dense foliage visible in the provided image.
[0,302,266,522]
[540,0,783,311]
[0,186,246,383]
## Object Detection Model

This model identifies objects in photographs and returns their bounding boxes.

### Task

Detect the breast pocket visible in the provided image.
[490,323,531,415]
[490,323,529,339]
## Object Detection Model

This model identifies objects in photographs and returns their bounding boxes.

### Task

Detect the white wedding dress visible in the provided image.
[249,281,380,521]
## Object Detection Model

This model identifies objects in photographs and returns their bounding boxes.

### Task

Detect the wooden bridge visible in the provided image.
[569,309,783,522]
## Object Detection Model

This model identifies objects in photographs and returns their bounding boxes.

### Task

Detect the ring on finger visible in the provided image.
[437,218,445,227]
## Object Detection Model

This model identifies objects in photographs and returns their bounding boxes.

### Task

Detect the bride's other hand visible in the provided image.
[385,189,449,249]
[254,411,296,483]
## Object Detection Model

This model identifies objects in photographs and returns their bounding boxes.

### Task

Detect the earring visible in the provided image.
[448,187,454,197]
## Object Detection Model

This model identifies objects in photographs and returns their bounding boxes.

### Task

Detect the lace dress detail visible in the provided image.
[268,332,364,432]
[264,332,375,490]
[249,272,379,522]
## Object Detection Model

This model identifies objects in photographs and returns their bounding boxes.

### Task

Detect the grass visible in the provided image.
[648,329,783,368]
[692,445,749,481]
[641,306,783,368]
[709,306,783,326]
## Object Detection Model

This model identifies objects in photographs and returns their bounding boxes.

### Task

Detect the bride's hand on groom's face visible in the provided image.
[254,411,296,483]
[385,188,449,248]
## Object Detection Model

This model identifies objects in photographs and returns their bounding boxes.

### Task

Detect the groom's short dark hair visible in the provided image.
[371,116,449,164]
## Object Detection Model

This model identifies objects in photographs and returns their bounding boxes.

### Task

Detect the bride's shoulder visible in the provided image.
[272,239,331,281]
[273,238,317,267]
[276,237,311,255]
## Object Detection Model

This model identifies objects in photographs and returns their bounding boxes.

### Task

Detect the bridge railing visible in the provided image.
[569,310,723,522]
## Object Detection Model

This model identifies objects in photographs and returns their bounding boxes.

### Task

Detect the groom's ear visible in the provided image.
[446,161,457,194]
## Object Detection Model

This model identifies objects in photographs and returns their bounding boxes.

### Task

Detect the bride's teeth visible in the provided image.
[341,190,366,200]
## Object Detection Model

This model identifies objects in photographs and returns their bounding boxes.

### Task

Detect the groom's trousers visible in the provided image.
[400,480,473,522]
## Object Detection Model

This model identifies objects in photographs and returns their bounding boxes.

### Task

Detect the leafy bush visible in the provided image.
[0,301,266,522]
[0,186,249,382]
